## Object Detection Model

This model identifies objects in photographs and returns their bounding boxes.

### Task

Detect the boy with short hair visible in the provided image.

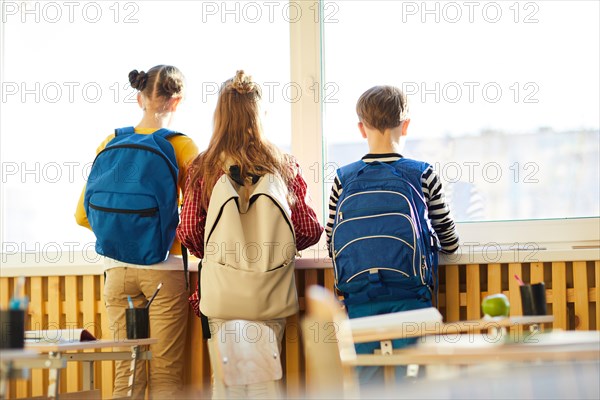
[325,85,459,384]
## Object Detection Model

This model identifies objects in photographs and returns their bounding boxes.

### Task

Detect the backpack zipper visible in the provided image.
[346,267,410,283]
[337,190,418,224]
[336,234,415,256]
[332,212,417,254]
[334,235,415,278]
[93,144,178,189]
[338,182,427,234]
[421,254,427,285]
[89,203,158,217]
[340,206,407,220]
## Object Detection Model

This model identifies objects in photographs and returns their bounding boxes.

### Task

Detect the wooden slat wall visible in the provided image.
[573,261,589,330]
[444,265,460,322]
[1,259,599,398]
[440,261,600,330]
[596,261,600,330]
[552,262,568,329]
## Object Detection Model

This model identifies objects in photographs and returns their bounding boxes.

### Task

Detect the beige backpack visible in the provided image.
[199,172,299,320]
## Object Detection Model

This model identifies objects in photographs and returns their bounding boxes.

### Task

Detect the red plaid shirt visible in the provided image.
[177,156,323,259]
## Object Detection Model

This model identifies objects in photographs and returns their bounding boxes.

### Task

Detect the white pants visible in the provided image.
[207,318,286,399]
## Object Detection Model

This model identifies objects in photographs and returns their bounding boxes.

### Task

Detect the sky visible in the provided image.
[322,0,600,141]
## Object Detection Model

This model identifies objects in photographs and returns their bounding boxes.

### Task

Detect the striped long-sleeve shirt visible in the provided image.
[325,153,459,255]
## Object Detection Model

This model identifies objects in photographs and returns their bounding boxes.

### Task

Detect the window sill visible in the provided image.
[1,218,598,277]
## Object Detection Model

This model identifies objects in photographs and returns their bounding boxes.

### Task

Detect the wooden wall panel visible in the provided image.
[551,262,568,329]
[1,259,598,398]
[573,261,590,330]
[596,261,600,330]
[466,264,482,320]
[445,265,460,322]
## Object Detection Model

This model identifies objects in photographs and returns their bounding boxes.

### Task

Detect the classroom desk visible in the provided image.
[354,330,600,367]
[352,330,600,392]
[6,338,157,399]
[0,349,49,400]
[358,358,600,400]
[350,315,555,344]
[349,314,558,384]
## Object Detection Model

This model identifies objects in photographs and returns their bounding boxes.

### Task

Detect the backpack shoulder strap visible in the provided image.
[152,128,186,140]
[250,173,292,217]
[392,158,431,174]
[388,158,430,204]
[250,173,295,241]
[114,126,135,136]
[204,175,240,245]
[337,160,366,187]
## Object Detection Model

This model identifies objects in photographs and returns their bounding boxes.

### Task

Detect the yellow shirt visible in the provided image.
[74,127,199,256]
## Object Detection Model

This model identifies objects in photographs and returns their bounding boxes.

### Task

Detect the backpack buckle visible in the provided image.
[368,268,381,283]
[366,268,391,299]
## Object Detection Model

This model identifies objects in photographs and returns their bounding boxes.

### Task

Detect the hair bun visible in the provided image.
[161,74,184,98]
[232,70,256,95]
[129,69,148,91]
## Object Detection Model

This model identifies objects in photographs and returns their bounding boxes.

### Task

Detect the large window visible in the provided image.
[1,1,599,263]
[323,1,599,221]
[1,1,291,254]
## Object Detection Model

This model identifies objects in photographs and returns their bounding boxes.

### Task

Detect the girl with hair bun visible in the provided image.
[177,70,323,398]
[75,65,198,399]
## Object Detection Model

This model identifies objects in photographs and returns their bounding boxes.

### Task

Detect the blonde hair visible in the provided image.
[190,70,296,210]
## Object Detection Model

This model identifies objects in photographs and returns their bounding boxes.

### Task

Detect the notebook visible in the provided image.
[25,328,96,343]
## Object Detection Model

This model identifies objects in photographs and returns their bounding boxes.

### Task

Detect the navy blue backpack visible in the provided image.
[84,127,183,265]
[331,159,441,305]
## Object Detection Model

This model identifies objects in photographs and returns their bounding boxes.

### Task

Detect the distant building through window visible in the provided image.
[323,1,599,222]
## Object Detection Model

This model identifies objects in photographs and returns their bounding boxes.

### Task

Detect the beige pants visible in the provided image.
[104,267,189,399]
[207,318,286,399]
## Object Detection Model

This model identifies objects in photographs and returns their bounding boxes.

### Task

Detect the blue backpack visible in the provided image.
[331,159,440,305]
[84,127,183,265]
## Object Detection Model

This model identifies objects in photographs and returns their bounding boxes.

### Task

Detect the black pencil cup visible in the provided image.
[126,308,150,339]
[519,282,547,316]
[0,309,25,349]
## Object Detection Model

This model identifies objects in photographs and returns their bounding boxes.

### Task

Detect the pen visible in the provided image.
[146,282,163,309]
[9,276,26,310]
[127,296,134,309]
[514,274,525,286]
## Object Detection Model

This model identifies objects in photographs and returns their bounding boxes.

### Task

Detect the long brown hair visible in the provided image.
[190,70,295,210]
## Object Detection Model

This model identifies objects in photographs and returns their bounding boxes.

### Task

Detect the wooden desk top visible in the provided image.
[24,338,158,353]
[353,330,600,366]
[0,349,39,361]
[351,315,555,343]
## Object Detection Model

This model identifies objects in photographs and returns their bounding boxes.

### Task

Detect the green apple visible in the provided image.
[481,293,510,317]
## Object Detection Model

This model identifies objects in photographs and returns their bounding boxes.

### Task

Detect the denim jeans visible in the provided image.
[346,297,432,387]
